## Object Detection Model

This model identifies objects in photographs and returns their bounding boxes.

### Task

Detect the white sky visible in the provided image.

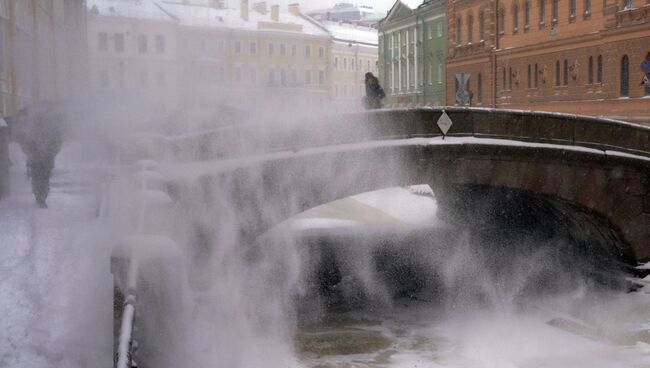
[242,0,398,12]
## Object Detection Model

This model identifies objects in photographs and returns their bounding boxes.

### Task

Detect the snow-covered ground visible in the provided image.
[0,143,112,367]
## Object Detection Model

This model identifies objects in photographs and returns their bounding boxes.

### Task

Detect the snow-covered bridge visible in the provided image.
[160,107,650,262]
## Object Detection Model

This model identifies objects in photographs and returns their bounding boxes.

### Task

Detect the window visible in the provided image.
[509,67,513,90]
[467,14,473,43]
[479,12,485,40]
[539,0,546,26]
[155,35,165,54]
[552,0,558,22]
[563,59,569,85]
[438,62,443,84]
[524,1,530,30]
[305,45,311,58]
[343,58,347,70]
[428,61,433,85]
[621,55,629,96]
[556,60,561,86]
[437,22,443,37]
[305,70,311,85]
[503,67,507,90]
[529,64,533,89]
[513,4,519,33]
[319,47,324,58]
[114,33,124,53]
[98,33,108,51]
[427,23,432,39]
[280,44,286,56]
[498,8,505,34]
[334,57,338,69]
[569,0,577,19]
[250,42,257,54]
[456,17,462,44]
[534,63,538,87]
[597,55,603,83]
[235,41,241,54]
[138,35,148,53]
[478,73,483,103]
[280,69,286,85]
[588,56,594,84]
[624,0,632,9]
[268,43,274,55]
[584,0,592,17]
[291,44,296,56]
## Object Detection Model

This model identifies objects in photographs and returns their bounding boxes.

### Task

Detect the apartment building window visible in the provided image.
[268,43,274,55]
[319,47,324,58]
[569,0,577,19]
[319,70,325,85]
[498,8,505,35]
[584,0,592,17]
[552,0,558,23]
[235,41,241,54]
[621,55,629,96]
[524,1,530,31]
[291,44,296,56]
[343,58,347,70]
[624,0,632,9]
[503,67,507,90]
[509,67,513,89]
[555,60,560,86]
[280,69,287,86]
[478,73,483,103]
[114,33,124,53]
[456,18,462,44]
[467,14,474,43]
[563,59,569,85]
[155,35,165,54]
[479,12,485,40]
[588,56,594,84]
[534,63,538,87]
[437,22,443,37]
[438,62,443,84]
[305,70,311,85]
[597,55,603,83]
[280,44,286,56]
[250,42,257,54]
[138,35,148,54]
[528,64,533,89]
[539,0,546,26]
[427,23,432,39]
[334,57,338,69]
[513,4,519,34]
[98,33,108,51]
[305,45,311,58]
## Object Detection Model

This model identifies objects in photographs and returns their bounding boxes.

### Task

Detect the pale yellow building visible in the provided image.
[0,0,87,118]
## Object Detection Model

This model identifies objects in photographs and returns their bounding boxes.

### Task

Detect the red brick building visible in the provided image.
[447,0,650,124]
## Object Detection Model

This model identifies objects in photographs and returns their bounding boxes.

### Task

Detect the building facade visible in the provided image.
[323,21,379,111]
[308,3,386,27]
[378,0,448,107]
[0,0,87,118]
[447,0,650,123]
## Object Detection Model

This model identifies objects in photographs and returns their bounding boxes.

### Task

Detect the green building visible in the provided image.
[377,0,447,107]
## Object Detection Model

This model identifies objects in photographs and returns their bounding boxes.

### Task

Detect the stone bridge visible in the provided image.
[160,107,650,263]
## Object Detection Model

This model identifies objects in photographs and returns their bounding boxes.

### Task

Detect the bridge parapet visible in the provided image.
[0,119,9,199]
[160,108,650,163]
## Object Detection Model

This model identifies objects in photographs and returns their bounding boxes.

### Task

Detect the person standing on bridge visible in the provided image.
[364,72,386,110]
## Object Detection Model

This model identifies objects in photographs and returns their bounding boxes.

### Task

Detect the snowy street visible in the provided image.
[0,143,112,367]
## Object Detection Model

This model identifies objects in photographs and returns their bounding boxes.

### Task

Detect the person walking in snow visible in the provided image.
[364,72,386,110]
[6,102,64,208]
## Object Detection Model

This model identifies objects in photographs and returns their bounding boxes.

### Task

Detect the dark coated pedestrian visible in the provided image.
[6,101,64,208]
[364,72,386,110]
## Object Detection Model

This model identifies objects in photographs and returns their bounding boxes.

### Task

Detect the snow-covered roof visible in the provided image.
[156,0,330,36]
[400,0,424,10]
[87,0,175,22]
[321,21,378,46]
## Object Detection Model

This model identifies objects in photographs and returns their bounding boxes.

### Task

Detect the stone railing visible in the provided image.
[158,108,650,162]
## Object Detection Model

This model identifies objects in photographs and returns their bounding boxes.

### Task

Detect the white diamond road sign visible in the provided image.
[437,111,453,135]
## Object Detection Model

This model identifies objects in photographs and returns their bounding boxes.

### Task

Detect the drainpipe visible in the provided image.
[493,0,499,108]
